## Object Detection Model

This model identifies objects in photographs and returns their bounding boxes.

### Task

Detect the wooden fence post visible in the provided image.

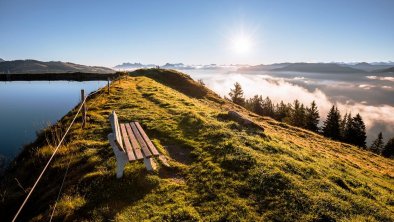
[107,78,110,94]
[81,89,86,128]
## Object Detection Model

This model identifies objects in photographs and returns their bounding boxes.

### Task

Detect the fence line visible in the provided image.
[49,154,73,222]
[11,86,104,222]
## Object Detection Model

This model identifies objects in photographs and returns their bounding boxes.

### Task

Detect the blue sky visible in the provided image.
[1,0,393,67]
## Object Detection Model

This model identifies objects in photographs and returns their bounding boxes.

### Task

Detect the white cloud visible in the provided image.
[366,76,394,82]
[188,72,394,142]
[366,75,378,80]
[382,77,394,82]
[359,84,374,90]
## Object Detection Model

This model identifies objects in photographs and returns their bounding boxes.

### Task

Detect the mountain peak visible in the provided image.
[355,62,371,66]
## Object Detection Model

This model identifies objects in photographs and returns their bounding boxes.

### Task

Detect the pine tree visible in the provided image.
[382,137,394,158]
[283,102,294,124]
[349,114,367,148]
[323,105,341,140]
[305,101,320,132]
[197,79,205,86]
[261,97,275,117]
[274,101,289,122]
[289,100,305,127]
[229,82,245,106]
[370,132,384,154]
[340,112,348,140]
[245,95,264,115]
[343,112,353,143]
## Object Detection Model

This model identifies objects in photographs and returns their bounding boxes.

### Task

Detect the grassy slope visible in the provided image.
[1,69,393,221]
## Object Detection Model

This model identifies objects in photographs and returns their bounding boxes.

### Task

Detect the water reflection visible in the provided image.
[0,81,107,162]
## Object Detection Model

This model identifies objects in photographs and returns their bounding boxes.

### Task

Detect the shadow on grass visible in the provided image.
[61,167,159,221]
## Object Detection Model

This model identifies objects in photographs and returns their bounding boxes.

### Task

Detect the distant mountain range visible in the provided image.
[162,63,195,70]
[238,62,394,73]
[114,62,197,70]
[114,61,394,73]
[2,59,392,74]
[377,67,394,73]
[342,62,394,72]
[0,60,114,74]
[273,63,366,73]
[237,63,290,72]
[113,62,156,70]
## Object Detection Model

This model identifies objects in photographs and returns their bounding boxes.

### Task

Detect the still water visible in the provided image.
[0,81,107,165]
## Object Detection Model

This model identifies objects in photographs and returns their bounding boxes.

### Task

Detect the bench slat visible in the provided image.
[120,124,136,161]
[135,122,160,156]
[125,123,144,160]
[130,122,152,158]
[109,111,124,152]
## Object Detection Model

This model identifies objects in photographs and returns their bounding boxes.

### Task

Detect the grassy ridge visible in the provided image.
[1,69,393,221]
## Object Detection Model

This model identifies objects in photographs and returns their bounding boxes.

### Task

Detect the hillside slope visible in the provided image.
[1,69,393,221]
[0,60,114,74]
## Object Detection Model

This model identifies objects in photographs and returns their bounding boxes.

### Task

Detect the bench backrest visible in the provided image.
[109,111,125,152]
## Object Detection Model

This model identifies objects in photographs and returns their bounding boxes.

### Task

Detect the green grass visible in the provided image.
[1,68,393,221]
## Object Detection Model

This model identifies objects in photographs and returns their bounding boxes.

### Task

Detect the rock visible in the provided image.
[228,111,264,131]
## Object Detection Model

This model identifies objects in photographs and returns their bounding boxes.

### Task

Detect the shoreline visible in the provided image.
[0,72,120,81]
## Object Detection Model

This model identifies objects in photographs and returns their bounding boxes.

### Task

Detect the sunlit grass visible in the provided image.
[0,69,393,221]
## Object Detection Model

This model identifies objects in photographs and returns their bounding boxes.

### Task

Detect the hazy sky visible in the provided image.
[1,0,393,67]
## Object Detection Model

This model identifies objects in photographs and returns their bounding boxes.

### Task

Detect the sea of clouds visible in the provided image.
[186,70,394,145]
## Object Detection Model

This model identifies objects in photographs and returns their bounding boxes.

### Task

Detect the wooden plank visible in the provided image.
[109,111,124,152]
[125,123,144,160]
[120,124,136,161]
[135,122,160,156]
[130,122,152,158]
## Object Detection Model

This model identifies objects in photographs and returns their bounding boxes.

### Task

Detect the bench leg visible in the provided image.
[116,156,128,178]
[144,157,156,171]
[108,133,128,178]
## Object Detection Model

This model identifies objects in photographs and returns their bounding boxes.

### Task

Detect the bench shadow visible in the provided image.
[58,166,159,221]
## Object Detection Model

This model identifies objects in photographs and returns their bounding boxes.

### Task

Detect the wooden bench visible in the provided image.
[108,111,160,178]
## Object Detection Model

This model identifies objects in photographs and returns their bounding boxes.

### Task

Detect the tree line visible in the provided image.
[227,82,394,158]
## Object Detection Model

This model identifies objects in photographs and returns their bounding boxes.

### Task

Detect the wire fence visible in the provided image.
[11,84,108,222]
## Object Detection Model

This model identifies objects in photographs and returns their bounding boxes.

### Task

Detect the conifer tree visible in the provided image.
[283,102,294,124]
[343,112,353,143]
[290,100,305,127]
[305,101,320,132]
[340,112,348,140]
[246,95,264,115]
[261,97,275,117]
[349,114,367,148]
[382,137,394,158]
[323,105,341,140]
[229,82,245,106]
[370,132,384,154]
[275,101,289,122]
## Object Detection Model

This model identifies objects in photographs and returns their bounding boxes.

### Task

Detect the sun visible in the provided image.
[226,21,259,55]
[230,30,255,54]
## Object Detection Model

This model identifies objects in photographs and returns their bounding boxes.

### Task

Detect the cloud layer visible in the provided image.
[187,71,394,144]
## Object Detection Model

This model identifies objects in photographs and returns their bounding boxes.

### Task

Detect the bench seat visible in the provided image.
[108,111,160,178]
